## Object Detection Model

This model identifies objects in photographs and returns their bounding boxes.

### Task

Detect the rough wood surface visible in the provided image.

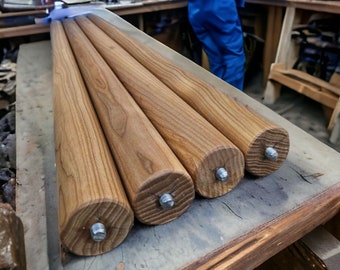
[62,19,194,225]
[51,21,133,256]
[88,14,290,177]
[75,16,245,199]
[0,203,26,270]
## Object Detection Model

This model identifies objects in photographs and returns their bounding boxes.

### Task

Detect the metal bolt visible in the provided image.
[215,167,228,182]
[159,193,175,209]
[90,222,106,242]
[265,147,279,161]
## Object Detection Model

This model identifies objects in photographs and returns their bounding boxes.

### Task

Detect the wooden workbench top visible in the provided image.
[15,9,340,270]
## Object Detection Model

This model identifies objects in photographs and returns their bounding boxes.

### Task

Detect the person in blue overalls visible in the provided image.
[188,0,246,90]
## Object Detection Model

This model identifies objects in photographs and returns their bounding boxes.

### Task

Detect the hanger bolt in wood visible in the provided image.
[90,222,107,242]
[265,147,278,161]
[159,193,175,209]
[215,167,228,182]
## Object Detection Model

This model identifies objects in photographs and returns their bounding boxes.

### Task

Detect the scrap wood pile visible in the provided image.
[51,15,290,258]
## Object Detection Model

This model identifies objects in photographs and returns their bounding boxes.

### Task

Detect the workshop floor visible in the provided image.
[243,71,340,153]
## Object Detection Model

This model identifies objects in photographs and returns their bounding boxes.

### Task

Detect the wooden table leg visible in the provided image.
[263,7,298,104]
[262,5,283,85]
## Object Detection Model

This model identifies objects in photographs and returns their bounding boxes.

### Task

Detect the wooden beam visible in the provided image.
[278,68,340,97]
[0,24,50,39]
[269,71,338,109]
[110,0,187,16]
[262,6,283,84]
[0,10,46,18]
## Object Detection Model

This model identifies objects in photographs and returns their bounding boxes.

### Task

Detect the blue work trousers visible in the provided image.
[188,0,246,90]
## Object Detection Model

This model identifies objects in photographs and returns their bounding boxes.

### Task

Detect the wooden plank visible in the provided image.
[263,7,296,104]
[269,69,338,109]
[109,0,187,16]
[263,7,297,104]
[278,68,340,96]
[329,112,340,143]
[274,7,297,65]
[62,18,194,225]
[262,6,283,84]
[51,21,134,256]
[75,16,245,199]
[88,14,290,177]
[0,10,46,18]
[328,73,340,131]
[16,10,340,270]
[0,23,50,39]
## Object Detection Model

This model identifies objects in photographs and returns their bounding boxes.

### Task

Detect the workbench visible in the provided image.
[16,9,340,270]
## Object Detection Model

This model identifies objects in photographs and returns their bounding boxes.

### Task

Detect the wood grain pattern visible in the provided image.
[51,21,133,256]
[88,14,290,177]
[75,16,245,198]
[62,19,194,225]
